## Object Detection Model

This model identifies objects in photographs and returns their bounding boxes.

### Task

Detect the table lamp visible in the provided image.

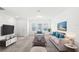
[64,32,76,45]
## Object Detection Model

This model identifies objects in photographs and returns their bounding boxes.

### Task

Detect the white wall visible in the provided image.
[67,8,79,43]
[26,17,30,36]
[50,18,58,32]
[16,17,27,37]
[0,12,16,25]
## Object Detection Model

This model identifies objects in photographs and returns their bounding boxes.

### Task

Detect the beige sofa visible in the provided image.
[49,35,67,51]
[49,35,77,52]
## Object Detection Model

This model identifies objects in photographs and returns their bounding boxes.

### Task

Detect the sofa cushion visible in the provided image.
[52,32,56,36]
[59,33,65,38]
[52,31,65,39]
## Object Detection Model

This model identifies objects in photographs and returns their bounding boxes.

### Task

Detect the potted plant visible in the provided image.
[48,28,51,32]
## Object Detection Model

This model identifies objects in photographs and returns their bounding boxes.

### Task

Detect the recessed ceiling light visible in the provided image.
[36,15,43,18]
[15,16,20,18]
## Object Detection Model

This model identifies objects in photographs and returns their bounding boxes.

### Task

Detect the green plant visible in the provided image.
[48,28,51,32]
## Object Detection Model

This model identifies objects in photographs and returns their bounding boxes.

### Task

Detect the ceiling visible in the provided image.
[2,7,68,18]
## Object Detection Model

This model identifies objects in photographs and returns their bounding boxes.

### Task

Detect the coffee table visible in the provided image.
[33,34,46,47]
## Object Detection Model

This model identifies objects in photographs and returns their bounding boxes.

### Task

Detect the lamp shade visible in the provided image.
[65,32,76,39]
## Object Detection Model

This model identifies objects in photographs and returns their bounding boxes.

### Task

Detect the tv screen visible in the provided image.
[1,24,14,36]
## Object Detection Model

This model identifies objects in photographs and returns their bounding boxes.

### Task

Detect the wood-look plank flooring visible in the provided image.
[0,35,58,52]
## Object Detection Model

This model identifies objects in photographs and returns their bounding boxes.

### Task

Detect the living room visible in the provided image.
[0,7,79,52]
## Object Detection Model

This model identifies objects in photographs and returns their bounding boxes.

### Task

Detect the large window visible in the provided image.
[32,23,49,32]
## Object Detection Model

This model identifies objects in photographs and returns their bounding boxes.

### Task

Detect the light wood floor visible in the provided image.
[0,35,58,52]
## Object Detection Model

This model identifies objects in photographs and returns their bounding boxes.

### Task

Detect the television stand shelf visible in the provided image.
[0,36,17,47]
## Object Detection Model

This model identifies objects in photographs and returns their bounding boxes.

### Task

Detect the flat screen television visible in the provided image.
[1,24,14,36]
[57,21,67,31]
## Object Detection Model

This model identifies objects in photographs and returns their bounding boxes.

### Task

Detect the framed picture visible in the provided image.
[57,21,67,31]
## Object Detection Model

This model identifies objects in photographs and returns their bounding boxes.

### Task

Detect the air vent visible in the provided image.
[0,7,5,10]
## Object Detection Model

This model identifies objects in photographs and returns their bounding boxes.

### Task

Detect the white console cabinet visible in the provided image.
[6,37,17,47]
[0,35,17,47]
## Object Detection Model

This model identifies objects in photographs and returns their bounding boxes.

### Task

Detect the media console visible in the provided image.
[0,35,17,47]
